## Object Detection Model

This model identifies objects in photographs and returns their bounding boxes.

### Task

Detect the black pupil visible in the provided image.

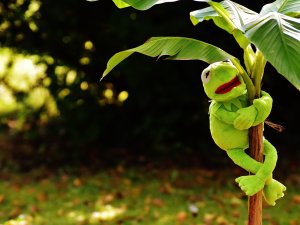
[205,71,209,78]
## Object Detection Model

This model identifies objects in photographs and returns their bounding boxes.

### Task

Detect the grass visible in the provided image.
[0,167,299,225]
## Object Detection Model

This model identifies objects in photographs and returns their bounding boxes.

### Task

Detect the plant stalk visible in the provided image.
[247,49,266,225]
[248,124,264,225]
[231,58,255,99]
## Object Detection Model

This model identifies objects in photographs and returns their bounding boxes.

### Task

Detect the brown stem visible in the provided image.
[246,48,266,225]
[248,123,264,225]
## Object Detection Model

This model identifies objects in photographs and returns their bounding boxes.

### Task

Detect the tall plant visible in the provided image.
[100,0,300,224]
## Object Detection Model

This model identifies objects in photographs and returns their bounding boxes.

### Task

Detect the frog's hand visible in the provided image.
[210,102,237,125]
[233,105,257,130]
[228,149,264,195]
[228,140,280,198]
[253,91,273,126]
[236,175,265,196]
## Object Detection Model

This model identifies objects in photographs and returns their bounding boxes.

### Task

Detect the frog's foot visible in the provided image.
[263,179,286,206]
[235,175,265,196]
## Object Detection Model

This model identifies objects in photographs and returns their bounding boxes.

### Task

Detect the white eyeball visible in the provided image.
[201,69,211,84]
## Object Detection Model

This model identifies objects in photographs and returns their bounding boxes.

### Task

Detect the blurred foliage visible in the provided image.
[0,0,299,167]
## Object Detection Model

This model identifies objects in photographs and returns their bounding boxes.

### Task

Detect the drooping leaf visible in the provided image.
[260,0,300,18]
[194,0,210,2]
[112,0,130,8]
[223,1,258,28]
[102,37,234,78]
[190,4,232,32]
[245,13,300,89]
[190,0,258,31]
[111,0,179,10]
[190,0,256,48]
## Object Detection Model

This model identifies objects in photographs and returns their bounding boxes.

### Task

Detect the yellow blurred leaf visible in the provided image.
[0,195,5,204]
[57,209,65,216]
[159,182,173,194]
[30,204,39,213]
[103,194,115,204]
[289,219,300,225]
[123,178,132,186]
[176,211,187,223]
[216,215,228,225]
[231,210,241,218]
[203,213,216,225]
[292,195,300,204]
[9,207,21,218]
[72,198,81,206]
[12,199,23,207]
[73,178,82,187]
[60,174,69,183]
[152,198,164,207]
[153,210,160,219]
[36,192,48,202]
[230,196,243,208]
[116,165,125,174]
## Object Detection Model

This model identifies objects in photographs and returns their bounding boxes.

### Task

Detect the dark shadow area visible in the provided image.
[0,0,299,173]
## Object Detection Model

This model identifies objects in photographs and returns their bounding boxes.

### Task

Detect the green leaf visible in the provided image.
[112,0,130,8]
[190,0,258,31]
[190,4,232,32]
[111,0,179,10]
[190,0,256,48]
[260,0,300,18]
[102,37,234,78]
[245,13,300,89]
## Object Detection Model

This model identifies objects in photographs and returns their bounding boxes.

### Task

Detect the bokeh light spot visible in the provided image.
[80,81,89,90]
[118,91,129,102]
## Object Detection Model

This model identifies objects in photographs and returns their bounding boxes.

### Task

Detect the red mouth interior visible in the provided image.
[215,76,241,94]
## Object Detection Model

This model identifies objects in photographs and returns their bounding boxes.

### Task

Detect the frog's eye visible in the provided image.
[201,70,211,84]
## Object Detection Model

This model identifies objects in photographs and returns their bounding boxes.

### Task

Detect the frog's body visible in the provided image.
[201,61,286,206]
[209,94,249,150]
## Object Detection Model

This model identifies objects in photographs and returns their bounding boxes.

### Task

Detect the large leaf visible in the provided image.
[190,0,257,48]
[112,0,130,8]
[191,0,258,31]
[111,0,179,10]
[245,13,300,89]
[102,37,234,78]
[190,3,232,32]
[260,0,300,18]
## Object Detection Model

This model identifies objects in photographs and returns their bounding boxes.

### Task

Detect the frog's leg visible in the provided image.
[227,148,262,174]
[227,148,266,196]
[261,140,286,206]
[263,178,286,206]
[233,139,276,196]
[253,139,277,180]
[229,140,286,204]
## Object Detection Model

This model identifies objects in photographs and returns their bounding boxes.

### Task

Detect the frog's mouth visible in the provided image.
[215,76,241,94]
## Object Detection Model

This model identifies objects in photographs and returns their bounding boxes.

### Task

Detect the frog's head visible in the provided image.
[201,61,246,102]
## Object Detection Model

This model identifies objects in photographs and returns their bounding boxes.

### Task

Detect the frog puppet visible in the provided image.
[201,61,286,206]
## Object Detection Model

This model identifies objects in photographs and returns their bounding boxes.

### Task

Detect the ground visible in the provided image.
[0,166,300,225]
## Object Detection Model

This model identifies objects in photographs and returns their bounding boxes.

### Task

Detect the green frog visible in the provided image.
[201,61,286,205]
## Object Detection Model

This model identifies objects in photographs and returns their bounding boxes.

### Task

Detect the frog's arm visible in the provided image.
[209,102,237,125]
[234,91,272,130]
[252,91,273,126]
